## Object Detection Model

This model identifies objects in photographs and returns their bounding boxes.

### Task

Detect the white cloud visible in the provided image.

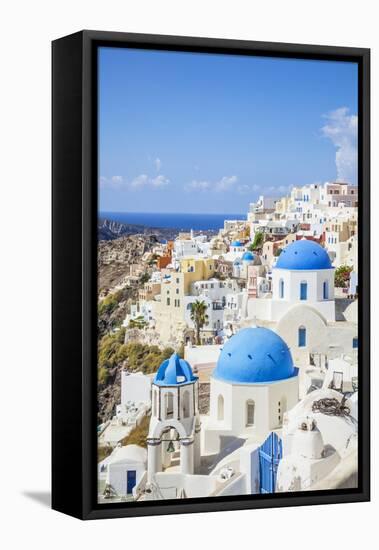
[214,175,238,192]
[186,175,238,193]
[186,180,212,191]
[100,172,169,190]
[151,174,169,187]
[321,107,358,184]
[99,175,126,189]
[130,174,149,188]
[130,173,169,189]
[237,184,251,195]
[154,158,162,172]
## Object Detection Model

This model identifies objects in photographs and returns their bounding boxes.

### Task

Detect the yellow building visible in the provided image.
[154,258,215,346]
[274,196,291,216]
[180,257,215,293]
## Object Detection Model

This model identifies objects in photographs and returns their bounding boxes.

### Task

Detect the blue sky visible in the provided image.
[99,47,358,214]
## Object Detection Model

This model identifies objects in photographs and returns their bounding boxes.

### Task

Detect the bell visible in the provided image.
[167,440,175,453]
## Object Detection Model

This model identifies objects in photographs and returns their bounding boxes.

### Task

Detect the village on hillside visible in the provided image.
[97,180,358,503]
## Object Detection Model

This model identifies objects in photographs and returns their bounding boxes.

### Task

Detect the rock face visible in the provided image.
[98,365,122,424]
[98,234,158,292]
[198,383,210,414]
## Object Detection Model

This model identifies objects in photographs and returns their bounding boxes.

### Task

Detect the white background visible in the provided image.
[1,1,376,548]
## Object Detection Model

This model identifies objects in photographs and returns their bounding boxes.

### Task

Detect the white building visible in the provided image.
[183,278,241,338]
[122,300,155,328]
[271,239,335,322]
[249,195,279,214]
[147,353,201,481]
[101,445,148,500]
[173,232,210,260]
[277,388,358,491]
[202,327,299,454]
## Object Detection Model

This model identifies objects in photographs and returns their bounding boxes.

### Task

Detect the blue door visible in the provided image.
[259,432,282,493]
[126,470,137,494]
[300,282,307,300]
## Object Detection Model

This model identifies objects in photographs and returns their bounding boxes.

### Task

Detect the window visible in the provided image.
[176,288,179,294]
[279,278,284,299]
[300,281,307,300]
[182,390,190,418]
[298,326,306,347]
[323,281,328,300]
[353,337,358,349]
[165,392,174,419]
[166,298,170,306]
[246,400,255,426]
[217,395,224,421]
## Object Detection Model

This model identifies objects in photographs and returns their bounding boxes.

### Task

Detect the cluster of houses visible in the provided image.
[98,180,359,502]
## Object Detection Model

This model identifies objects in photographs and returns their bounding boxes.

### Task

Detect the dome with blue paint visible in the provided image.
[275,239,332,271]
[231,240,242,247]
[154,353,197,386]
[213,327,296,384]
[242,251,255,262]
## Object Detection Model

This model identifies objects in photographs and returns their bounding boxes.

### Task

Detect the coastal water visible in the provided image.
[100,211,246,231]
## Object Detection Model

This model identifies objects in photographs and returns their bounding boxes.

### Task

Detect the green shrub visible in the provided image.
[335,265,353,288]
[251,231,264,249]
[98,366,108,385]
[98,331,174,375]
[98,446,113,463]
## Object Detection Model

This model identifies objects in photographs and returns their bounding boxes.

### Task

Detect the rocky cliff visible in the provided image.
[98,234,157,292]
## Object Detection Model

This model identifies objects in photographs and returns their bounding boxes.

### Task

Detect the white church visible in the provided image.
[243,239,358,366]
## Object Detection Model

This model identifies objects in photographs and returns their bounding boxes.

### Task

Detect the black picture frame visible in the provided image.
[52,30,370,520]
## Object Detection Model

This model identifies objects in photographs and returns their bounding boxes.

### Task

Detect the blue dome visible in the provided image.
[213,327,296,384]
[275,239,332,270]
[231,240,242,247]
[242,251,254,262]
[154,353,197,386]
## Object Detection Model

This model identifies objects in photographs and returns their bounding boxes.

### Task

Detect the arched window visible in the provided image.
[323,281,328,300]
[353,337,358,349]
[165,392,174,419]
[298,326,306,347]
[217,394,224,421]
[279,278,284,299]
[246,400,255,426]
[182,390,190,418]
[300,281,307,300]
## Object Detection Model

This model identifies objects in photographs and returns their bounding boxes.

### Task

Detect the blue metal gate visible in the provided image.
[259,432,282,493]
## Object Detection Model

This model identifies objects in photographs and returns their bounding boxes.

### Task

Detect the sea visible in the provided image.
[100,211,246,231]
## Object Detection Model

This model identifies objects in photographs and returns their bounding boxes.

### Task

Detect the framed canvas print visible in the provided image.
[52,30,370,520]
